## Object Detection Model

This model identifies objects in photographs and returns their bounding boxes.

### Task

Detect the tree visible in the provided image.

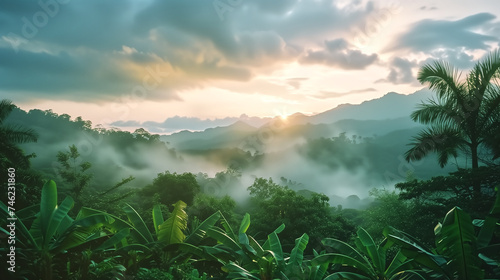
[56,144,93,200]
[141,172,201,207]
[405,50,500,196]
[247,178,355,252]
[0,99,38,169]
[0,100,43,208]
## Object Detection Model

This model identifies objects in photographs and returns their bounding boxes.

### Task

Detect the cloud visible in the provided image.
[301,38,378,69]
[422,48,476,69]
[420,6,437,11]
[0,0,377,103]
[387,13,498,53]
[376,57,418,85]
[313,88,377,99]
[286,77,308,90]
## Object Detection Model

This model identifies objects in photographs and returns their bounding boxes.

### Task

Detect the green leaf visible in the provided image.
[324,272,372,280]
[435,207,484,280]
[0,201,38,249]
[248,235,264,257]
[43,196,74,248]
[223,262,260,280]
[96,228,130,251]
[289,233,309,266]
[152,204,164,237]
[263,223,285,250]
[322,237,365,263]
[206,226,241,251]
[157,200,187,245]
[357,227,383,274]
[477,190,500,248]
[185,211,221,245]
[387,234,448,275]
[239,213,251,234]
[40,180,58,239]
[312,253,373,276]
[267,231,283,264]
[123,203,154,244]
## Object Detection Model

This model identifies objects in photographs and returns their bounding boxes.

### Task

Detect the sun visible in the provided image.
[273,107,290,121]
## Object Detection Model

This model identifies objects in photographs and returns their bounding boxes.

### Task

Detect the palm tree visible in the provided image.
[0,99,38,168]
[405,50,500,196]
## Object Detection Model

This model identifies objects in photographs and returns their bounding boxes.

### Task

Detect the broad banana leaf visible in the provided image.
[157,200,187,245]
[223,262,260,280]
[434,207,484,280]
[289,233,309,266]
[152,204,164,237]
[357,227,384,275]
[311,253,374,276]
[184,211,221,245]
[324,272,372,280]
[267,231,283,264]
[124,203,154,244]
[322,237,365,263]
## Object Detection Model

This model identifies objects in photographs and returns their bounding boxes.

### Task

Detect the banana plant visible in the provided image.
[311,227,427,280]
[388,189,500,279]
[92,200,222,269]
[205,213,328,280]
[0,180,120,280]
[204,213,287,279]
[280,233,329,280]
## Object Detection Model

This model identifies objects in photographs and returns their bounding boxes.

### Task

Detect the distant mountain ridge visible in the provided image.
[113,89,433,133]
[293,89,433,125]
[162,89,432,150]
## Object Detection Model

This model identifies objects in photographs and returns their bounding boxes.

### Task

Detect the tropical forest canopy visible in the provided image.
[1,51,500,279]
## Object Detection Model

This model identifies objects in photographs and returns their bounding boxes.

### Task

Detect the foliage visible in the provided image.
[312,227,427,279]
[406,50,500,175]
[88,255,126,280]
[0,99,43,208]
[205,212,327,280]
[247,177,356,252]
[0,99,39,169]
[0,180,119,280]
[141,171,201,206]
[388,189,500,279]
[361,189,438,245]
[135,268,174,280]
[188,193,237,224]
[396,166,500,217]
[56,144,93,199]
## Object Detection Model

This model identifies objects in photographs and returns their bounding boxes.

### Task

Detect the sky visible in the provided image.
[1,0,500,132]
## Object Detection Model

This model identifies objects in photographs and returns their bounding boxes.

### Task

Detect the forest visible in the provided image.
[1,53,500,280]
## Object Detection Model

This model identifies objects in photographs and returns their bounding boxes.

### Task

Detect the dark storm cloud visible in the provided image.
[387,13,498,53]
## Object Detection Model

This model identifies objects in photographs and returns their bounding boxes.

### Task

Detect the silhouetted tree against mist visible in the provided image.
[0,99,38,169]
[0,99,43,207]
[56,144,92,199]
[405,50,500,198]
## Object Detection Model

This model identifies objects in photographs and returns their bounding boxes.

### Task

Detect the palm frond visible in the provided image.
[417,60,466,103]
[0,99,15,124]
[1,124,38,144]
[405,125,466,167]
[411,98,462,127]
